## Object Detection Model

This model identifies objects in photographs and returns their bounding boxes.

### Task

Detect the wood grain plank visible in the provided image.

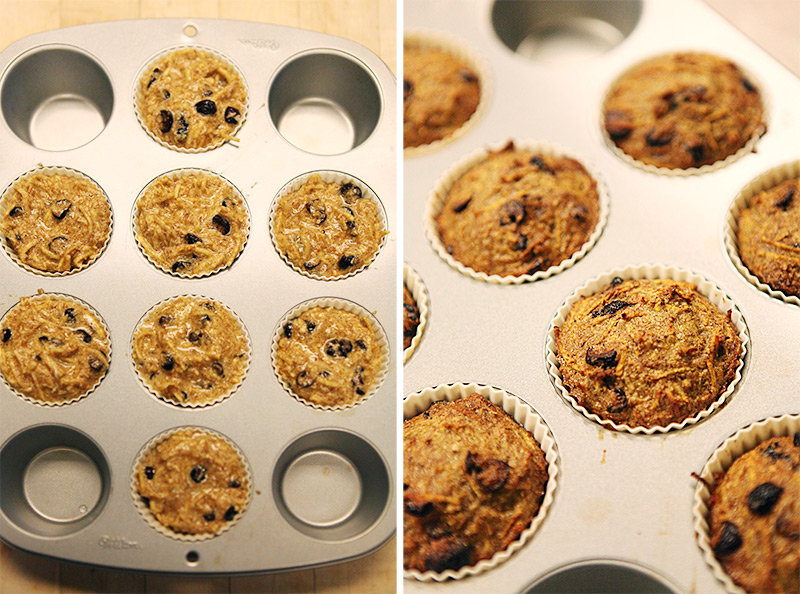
[0,543,59,594]
[57,561,145,594]
[140,0,219,19]
[0,0,60,48]
[218,0,301,28]
[59,0,140,26]
[144,574,230,594]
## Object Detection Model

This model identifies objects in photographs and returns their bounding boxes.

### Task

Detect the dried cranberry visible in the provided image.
[212,214,230,235]
[338,254,357,270]
[325,339,353,358]
[1,328,10,342]
[223,106,240,124]
[144,466,155,479]
[185,233,201,244]
[224,506,237,521]
[774,186,794,211]
[499,200,526,226]
[713,521,742,556]
[8,206,22,217]
[748,482,783,515]
[162,355,175,371]
[591,300,631,318]
[190,465,207,483]
[50,199,71,220]
[586,348,618,369]
[451,197,472,213]
[158,110,173,133]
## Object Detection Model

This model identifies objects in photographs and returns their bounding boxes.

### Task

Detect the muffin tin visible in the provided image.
[0,19,395,573]
[403,0,798,592]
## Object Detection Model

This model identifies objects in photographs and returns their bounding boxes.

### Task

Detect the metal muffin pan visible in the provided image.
[0,18,396,573]
[403,0,799,592]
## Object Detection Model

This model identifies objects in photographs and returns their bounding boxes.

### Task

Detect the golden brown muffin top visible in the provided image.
[603,52,765,169]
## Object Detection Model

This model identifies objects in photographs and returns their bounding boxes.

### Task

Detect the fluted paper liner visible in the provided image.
[403,31,491,157]
[692,414,800,594]
[269,170,388,281]
[132,168,251,279]
[271,297,390,411]
[0,292,112,407]
[131,426,253,542]
[403,263,429,364]
[545,264,749,434]
[130,294,251,409]
[0,166,113,277]
[403,382,559,581]
[133,45,249,153]
[724,160,800,306]
[599,51,769,176]
[425,139,610,284]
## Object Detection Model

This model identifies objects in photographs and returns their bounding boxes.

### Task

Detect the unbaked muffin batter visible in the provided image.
[0,293,110,404]
[132,296,249,406]
[137,48,247,150]
[555,278,742,428]
[272,174,385,278]
[274,306,383,407]
[0,171,112,274]
[737,177,800,298]
[404,394,548,573]
[136,428,249,536]
[708,434,800,594]
[135,170,249,277]
[436,142,600,277]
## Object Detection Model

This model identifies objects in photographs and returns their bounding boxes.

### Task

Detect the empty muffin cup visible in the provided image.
[0,424,111,537]
[268,50,381,155]
[272,428,391,541]
[1,45,113,150]
[520,558,680,594]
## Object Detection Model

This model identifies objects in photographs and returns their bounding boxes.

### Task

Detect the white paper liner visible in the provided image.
[724,160,800,306]
[403,263,429,364]
[599,51,769,176]
[268,170,388,281]
[545,264,749,434]
[403,382,559,581]
[403,31,492,157]
[130,425,253,542]
[0,292,111,407]
[0,166,114,277]
[270,297,390,411]
[130,294,251,409]
[692,414,800,594]
[131,168,251,279]
[425,139,610,284]
[133,45,249,153]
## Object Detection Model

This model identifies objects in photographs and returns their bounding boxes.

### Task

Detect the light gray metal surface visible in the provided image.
[403,0,799,592]
[0,18,396,574]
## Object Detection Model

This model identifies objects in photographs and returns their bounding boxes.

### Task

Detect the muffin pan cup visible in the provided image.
[404,0,800,592]
[0,18,395,573]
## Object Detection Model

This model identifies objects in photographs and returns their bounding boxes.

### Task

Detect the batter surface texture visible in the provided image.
[708,434,800,594]
[137,48,246,151]
[135,170,248,277]
[436,142,600,277]
[132,296,249,407]
[0,171,112,274]
[272,174,385,278]
[404,394,548,573]
[737,178,800,298]
[554,278,742,428]
[274,306,383,407]
[403,43,480,149]
[136,428,249,537]
[603,52,765,170]
[0,293,110,404]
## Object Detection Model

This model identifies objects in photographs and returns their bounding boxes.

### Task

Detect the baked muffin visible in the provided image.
[273,305,384,408]
[134,170,249,277]
[436,142,600,277]
[603,52,765,170]
[136,428,250,537]
[403,284,420,351]
[708,433,800,594]
[137,48,247,151]
[404,394,548,573]
[0,170,112,274]
[403,42,480,148]
[554,278,742,428]
[132,296,250,407]
[0,293,110,404]
[272,174,385,278]
[737,177,799,298]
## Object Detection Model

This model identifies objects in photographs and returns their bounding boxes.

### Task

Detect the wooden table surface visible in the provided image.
[0,1,396,593]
